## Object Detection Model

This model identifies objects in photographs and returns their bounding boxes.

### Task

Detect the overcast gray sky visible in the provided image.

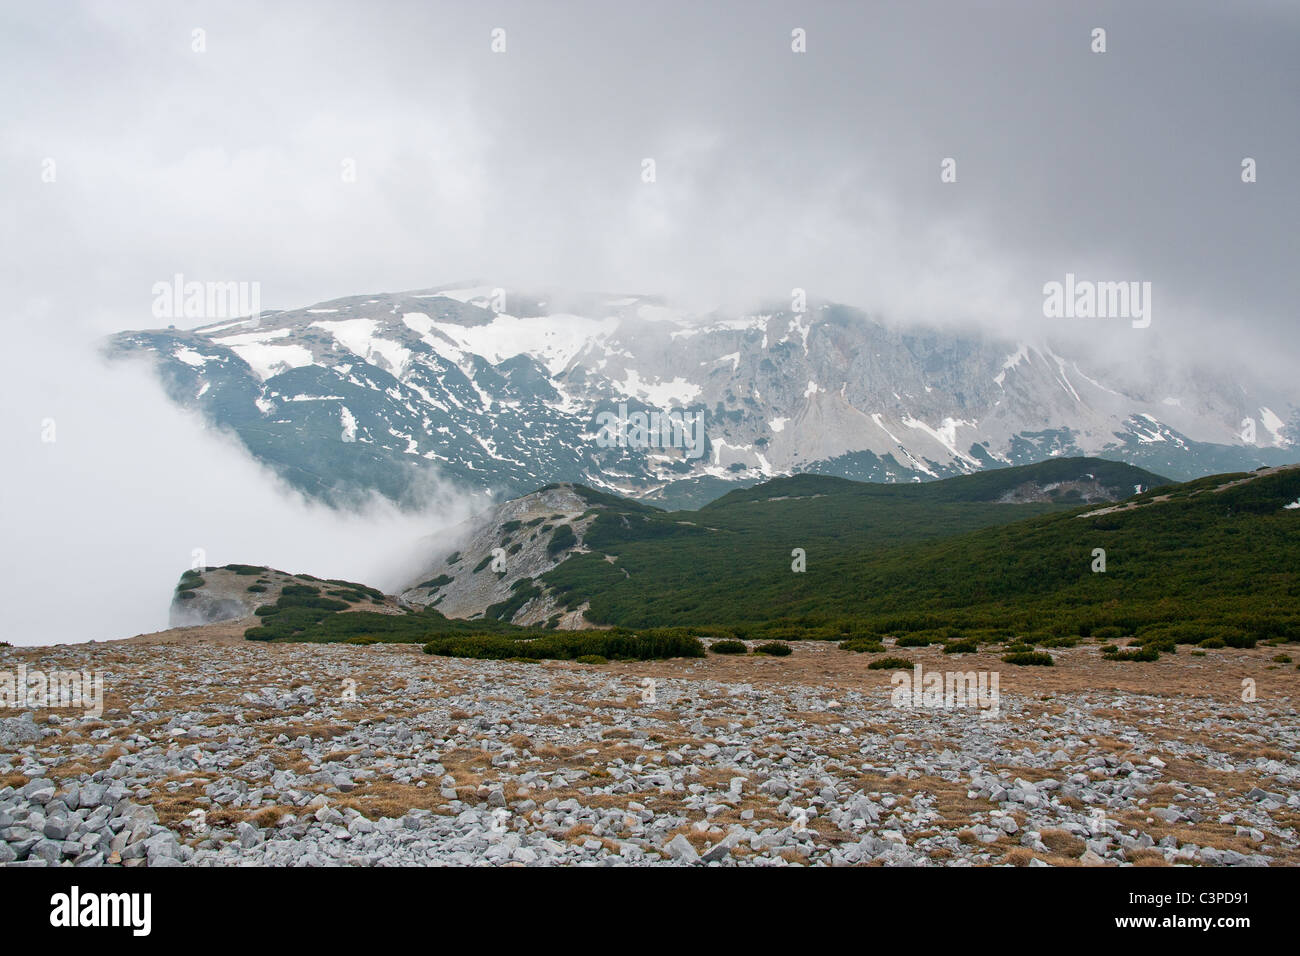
[2,1,1297,359]
[1,1,1297,643]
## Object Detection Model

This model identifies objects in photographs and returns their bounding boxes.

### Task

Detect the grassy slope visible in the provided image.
[541,464,1300,644]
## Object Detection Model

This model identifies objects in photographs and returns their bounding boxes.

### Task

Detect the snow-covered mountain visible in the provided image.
[108,283,1298,508]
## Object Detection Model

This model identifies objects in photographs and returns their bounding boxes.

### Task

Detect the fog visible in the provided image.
[0,317,480,646]
[1,1,1296,643]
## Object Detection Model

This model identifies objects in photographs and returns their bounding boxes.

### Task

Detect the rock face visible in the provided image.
[399,484,597,626]
[107,284,1298,510]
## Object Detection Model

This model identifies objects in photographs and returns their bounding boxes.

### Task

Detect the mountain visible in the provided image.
[107,283,1298,509]
[532,463,1300,642]
[397,458,1170,626]
[177,461,1298,655]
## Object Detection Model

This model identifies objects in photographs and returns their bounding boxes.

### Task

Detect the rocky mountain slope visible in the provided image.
[398,484,608,628]
[170,565,401,628]
[396,458,1170,627]
[108,284,1298,509]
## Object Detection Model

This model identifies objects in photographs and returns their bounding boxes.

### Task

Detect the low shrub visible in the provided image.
[896,634,937,648]
[574,654,607,665]
[868,656,913,670]
[280,584,321,597]
[421,630,704,662]
[1039,636,1080,648]
[753,641,791,656]
[840,638,886,653]
[711,640,748,655]
[1002,651,1054,666]
[1107,646,1160,662]
[547,524,577,556]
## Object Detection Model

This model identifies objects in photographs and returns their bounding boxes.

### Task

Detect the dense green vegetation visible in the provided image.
[547,523,577,556]
[237,460,1297,666]
[537,464,1300,658]
[246,599,526,643]
[242,586,703,661]
[422,628,704,661]
[702,458,1168,509]
[176,569,204,592]
[484,580,541,621]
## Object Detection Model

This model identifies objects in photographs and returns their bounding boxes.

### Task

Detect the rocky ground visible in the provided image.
[2,629,1298,867]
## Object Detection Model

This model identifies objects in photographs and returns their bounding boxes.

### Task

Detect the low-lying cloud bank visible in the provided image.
[0,326,479,647]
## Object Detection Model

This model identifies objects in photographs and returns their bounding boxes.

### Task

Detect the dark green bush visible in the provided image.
[422,629,703,661]
[868,656,913,670]
[547,524,577,556]
[753,642,792,656]
[896,634,937,648]
[1002,651,1054,666]
[280,584,321,597]
[711,640,748,654]
[840,638,886,653]
[1107,646,1160,662]
[1039,636,1080,648]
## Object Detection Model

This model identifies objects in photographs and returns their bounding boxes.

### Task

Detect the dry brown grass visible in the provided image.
[1040,828,1086,857]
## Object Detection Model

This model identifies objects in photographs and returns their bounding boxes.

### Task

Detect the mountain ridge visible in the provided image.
[107,283,1297,509]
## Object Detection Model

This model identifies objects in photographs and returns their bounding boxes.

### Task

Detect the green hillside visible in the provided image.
[540,464,1300,650]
